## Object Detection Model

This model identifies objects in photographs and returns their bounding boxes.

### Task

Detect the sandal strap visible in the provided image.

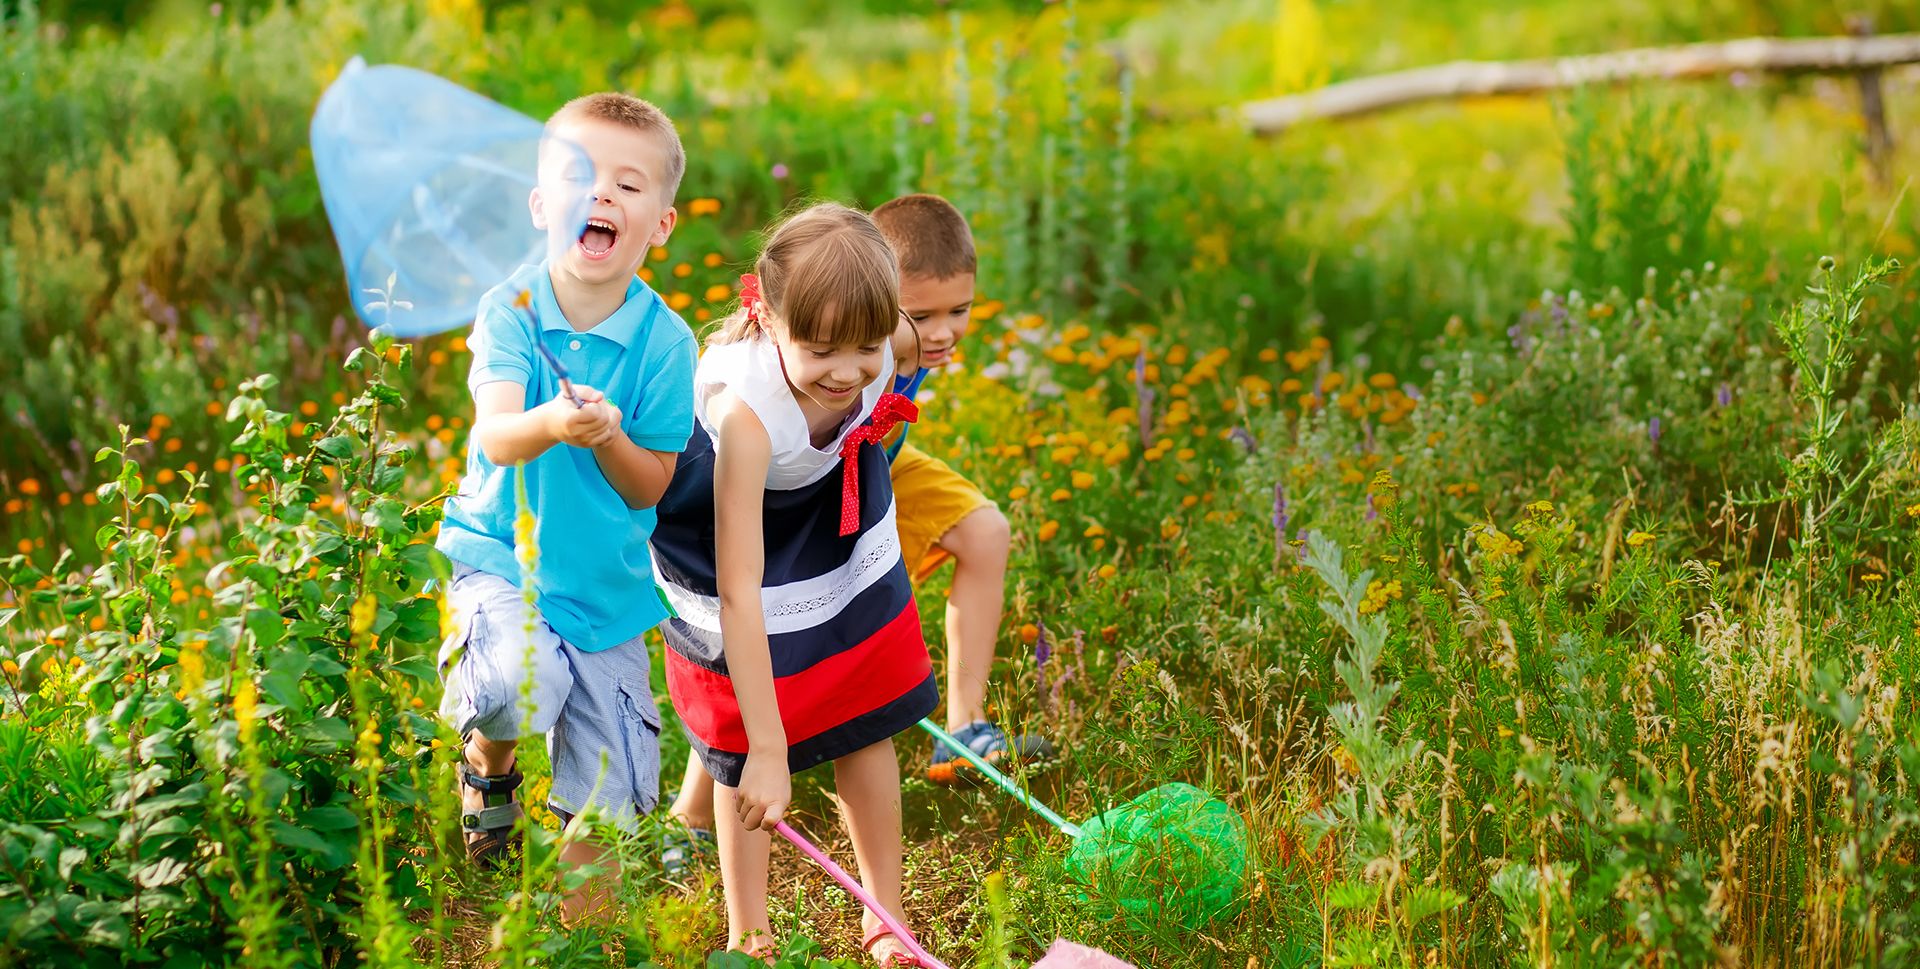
[862,927,920,967]
[463,803,521,831]
[457,759,523,796]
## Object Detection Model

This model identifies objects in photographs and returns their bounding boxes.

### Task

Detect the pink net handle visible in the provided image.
[774,821,952,969]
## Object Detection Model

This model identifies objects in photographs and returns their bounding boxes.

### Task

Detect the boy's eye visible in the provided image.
[619,184,639,193]
[860,344,882,354]
[909,314,929,323]
[810,349,835,359]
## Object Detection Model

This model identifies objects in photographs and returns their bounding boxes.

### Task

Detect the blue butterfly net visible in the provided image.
[310,57,591,337]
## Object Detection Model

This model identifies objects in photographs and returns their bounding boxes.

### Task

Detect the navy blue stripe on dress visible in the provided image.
[661,564,912,677]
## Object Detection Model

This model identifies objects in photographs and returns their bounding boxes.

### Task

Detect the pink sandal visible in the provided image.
[862,925,924,967]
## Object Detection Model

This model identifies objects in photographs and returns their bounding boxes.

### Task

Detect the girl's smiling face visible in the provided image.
[772,312,890,429]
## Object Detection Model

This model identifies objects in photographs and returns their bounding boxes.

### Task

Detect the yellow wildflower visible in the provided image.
[1626,531,1656,548]
[233,679,259,742]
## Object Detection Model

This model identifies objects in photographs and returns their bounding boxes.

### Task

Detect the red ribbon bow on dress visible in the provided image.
[836,392,919,536]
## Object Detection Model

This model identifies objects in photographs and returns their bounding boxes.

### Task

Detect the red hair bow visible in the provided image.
[739,273,764,323]
[836,392,919,536]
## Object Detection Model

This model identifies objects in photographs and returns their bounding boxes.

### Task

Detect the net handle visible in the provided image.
[774,821,952,969]
[916,718,1081,838]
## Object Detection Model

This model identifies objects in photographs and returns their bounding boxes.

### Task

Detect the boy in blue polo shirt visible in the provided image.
[435,91,696,921]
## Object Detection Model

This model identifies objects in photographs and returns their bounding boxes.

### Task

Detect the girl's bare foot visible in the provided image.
[734,929,779,965]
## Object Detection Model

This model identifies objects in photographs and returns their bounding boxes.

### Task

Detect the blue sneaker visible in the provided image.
[928,720,1056,786]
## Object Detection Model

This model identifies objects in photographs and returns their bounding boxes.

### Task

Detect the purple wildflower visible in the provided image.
[1365,493,1378,524]
[1648,416,1662,446]
[1507,322,1531,353]
[1716,383,1732,408]
[918,112,936,125]
[1034,620,1052,667]
[1272,481,1289,549]
[1229,426,1258,453]
[770,162,789,180]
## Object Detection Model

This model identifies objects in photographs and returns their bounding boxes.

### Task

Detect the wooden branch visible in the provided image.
[1240,33,1920,132]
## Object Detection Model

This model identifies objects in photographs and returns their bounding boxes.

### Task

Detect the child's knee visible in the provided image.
[942,505,1010,561]
[439,582,572,739]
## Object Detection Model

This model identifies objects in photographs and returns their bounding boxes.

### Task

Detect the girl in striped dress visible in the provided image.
[649,202,937,964]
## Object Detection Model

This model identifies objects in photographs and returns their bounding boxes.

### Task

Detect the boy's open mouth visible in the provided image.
[579,218,618,259]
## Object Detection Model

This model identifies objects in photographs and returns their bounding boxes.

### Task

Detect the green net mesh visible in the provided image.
[1061,782,1251,928]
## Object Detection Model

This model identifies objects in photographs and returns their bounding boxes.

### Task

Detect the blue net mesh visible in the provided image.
[310,57,591,337]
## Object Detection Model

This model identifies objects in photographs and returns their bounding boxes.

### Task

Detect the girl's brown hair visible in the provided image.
[711,202,900,348]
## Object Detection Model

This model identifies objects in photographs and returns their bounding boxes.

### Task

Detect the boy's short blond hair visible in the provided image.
[871,194,976,280]
[547,93,686,201]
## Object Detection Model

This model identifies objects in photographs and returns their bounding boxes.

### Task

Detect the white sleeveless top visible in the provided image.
[694,335,893,491]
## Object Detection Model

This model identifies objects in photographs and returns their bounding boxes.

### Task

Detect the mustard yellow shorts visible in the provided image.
[891,442,996,583]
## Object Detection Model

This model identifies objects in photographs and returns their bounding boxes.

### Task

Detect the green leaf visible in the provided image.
[395,543,444,584]
[316,435,356,460]
[268,821,349,869]
[298,716,353,748]
[307,653,348,677]
[301,805,359,832]
[260,649,311,711]
[364,499,406,534]
[1326,878,1380,911]
[390,655,437,683]
[371,461,407,495]
[1402,884,1467,926]
[56,846,87,881]
[0,608,14,630]
[81,913,130,948]
[131,857,191,889]
[245,608,286,650]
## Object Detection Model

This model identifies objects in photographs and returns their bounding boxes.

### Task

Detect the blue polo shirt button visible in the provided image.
[569,339,583,351]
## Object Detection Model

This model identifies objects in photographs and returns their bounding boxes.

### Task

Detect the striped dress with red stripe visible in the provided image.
[648,337,937,786]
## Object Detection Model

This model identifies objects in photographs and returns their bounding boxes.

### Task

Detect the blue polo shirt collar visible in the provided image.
[531,267,656,349]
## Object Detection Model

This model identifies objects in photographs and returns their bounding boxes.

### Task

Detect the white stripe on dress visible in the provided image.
[653,500,903,636]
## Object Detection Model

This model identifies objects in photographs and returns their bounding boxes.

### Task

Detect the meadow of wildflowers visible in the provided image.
[3,1,1920,966]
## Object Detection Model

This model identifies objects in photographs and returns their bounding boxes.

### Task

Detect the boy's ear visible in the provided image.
[528,187,549,231]
[647,206,678,247]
